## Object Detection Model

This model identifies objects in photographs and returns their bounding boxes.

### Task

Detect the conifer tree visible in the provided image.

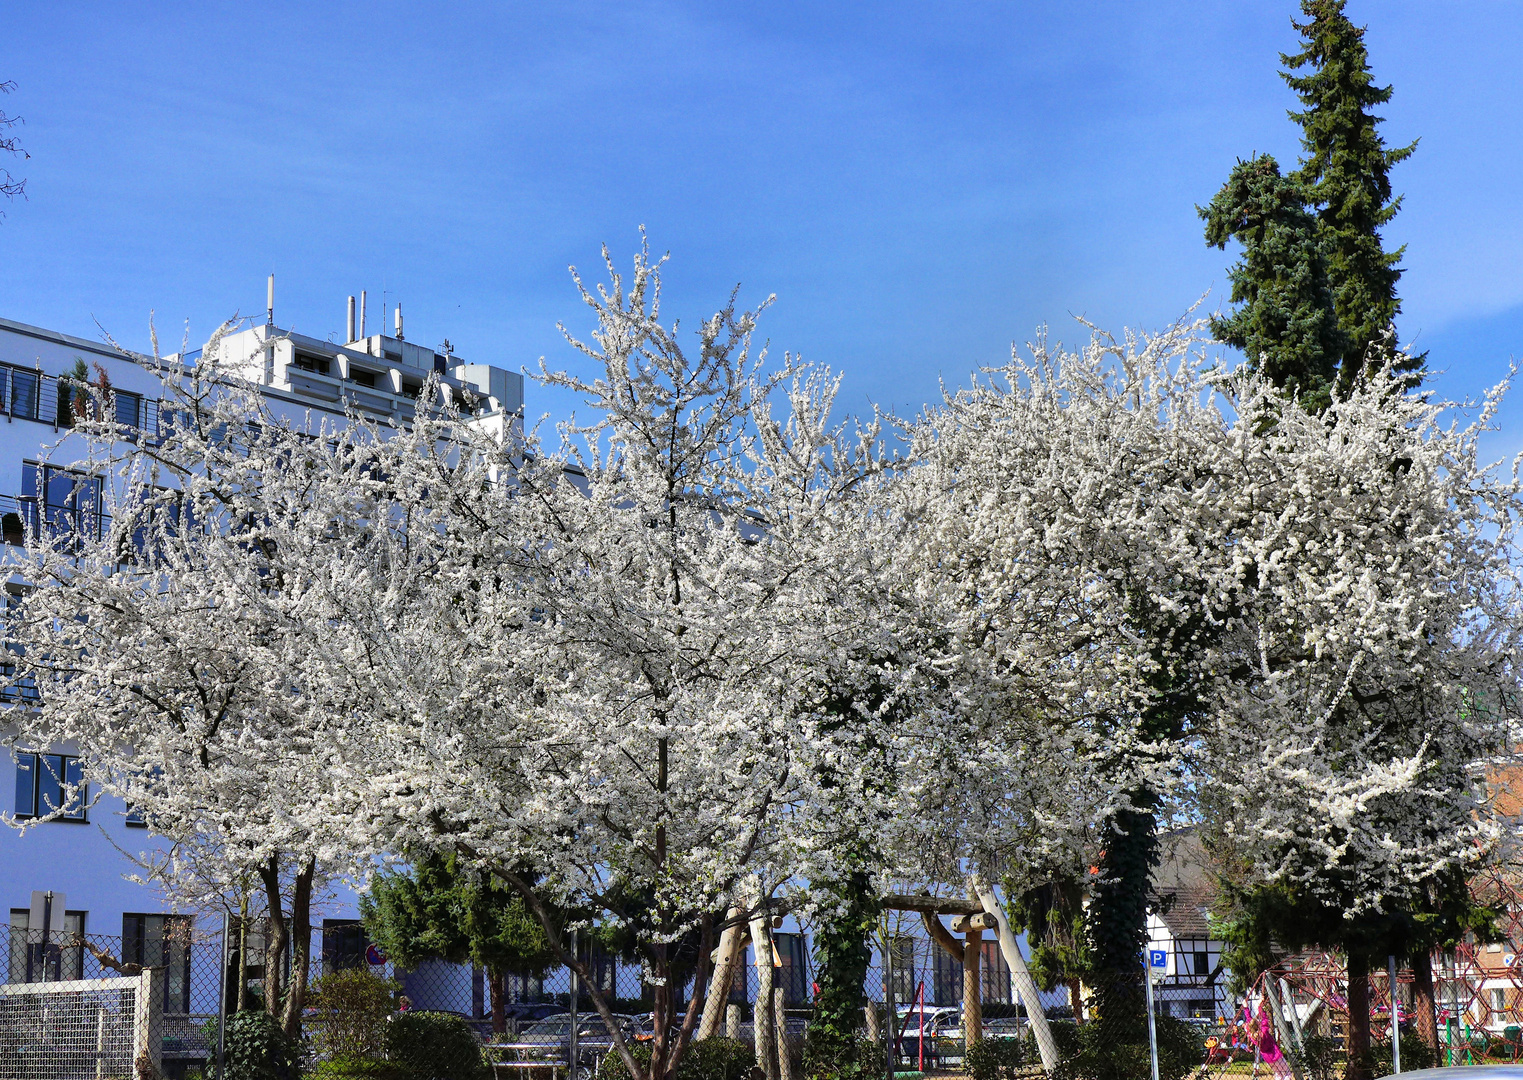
[360,853,556,1034]
[1200,154,1343,412]
[1283,0,1420,389]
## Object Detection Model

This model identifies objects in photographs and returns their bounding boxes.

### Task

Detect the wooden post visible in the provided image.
[749,905,779,1080]
[972,881,1062,1073]
[726,1003,742,1041]
[775,983,799,1080]
[962,928,983,1055]
[699,910,745,1041]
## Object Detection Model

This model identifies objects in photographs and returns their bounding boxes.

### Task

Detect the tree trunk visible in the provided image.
[280,857,316,1040]
[698,910,744,1040]
[1346,951,1372,1080]
[863,1001,880,1046]
[491,969,507,1036]
[236,893,250,1013]
[1067,978,1084,1025]
[1412,950,1438,1054]
[258,854,288,1024]
[1086,805,1157,1036]
[962,928,983,1054]
[669,914,715,1076]
[749,905,779,1080]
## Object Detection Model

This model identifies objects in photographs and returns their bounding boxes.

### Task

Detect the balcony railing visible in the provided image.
[0,363,176,444]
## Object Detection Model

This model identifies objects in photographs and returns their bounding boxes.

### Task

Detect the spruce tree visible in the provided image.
[1283,0,1420,389]
[1200,154,1343,412]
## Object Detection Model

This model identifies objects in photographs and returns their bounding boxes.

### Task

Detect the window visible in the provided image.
[8,908,85,982]
[14,752,87,821]
[1493,987,1508,1023]
[292,354,331,376]
[21,463,106,543]
[123,914,192,1014]
[2,367,40,421]
[0,592,36,703]
[1195,951,1209,976]
[322,920,368,975]
[884,934,916,1004]
[979,939,1011,1003]
[114,390,142,430]
[348,368,377,389]
[774,931,810,1005]
[932,940,961,1006]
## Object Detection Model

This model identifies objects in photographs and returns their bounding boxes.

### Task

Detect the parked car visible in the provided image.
[983,1016,1028,1040]
[505,1012,635,1080]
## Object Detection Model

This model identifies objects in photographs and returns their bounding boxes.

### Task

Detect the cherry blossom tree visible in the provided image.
[887,319,1522,1071]
[2,325,371,1036]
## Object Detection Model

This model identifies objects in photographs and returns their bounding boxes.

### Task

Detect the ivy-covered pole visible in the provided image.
[803,867,878,1080]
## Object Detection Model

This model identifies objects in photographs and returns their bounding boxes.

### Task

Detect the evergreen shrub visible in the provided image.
[225,1010,300,1080]
[383,1011,487,1080]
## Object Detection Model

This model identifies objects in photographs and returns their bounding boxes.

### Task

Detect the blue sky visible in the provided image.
[4,2,1522,446]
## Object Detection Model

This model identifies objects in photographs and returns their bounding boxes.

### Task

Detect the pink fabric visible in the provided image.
[1244,1000,1283,1063]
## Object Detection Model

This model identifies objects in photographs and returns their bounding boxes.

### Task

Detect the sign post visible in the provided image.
[1144,949,1167,1080]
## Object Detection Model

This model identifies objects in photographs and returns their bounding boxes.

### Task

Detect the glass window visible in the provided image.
[980,939,1011,1003]
[22,463,106,542]
[6,907,84,982]
[14,752,35,816]
[123,914,192,1013]
[114,391,142,429]
[322,921,368,974]
[8,369,39,420]
[774,931,811,1005]
[33,754,87,821]
[15,753,87,821]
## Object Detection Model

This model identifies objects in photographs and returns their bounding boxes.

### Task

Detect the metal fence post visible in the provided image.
[568,928,579,1080]
[217,910,230,1078]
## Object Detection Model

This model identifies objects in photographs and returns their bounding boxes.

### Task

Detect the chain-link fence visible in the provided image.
[0,918,1116,1078]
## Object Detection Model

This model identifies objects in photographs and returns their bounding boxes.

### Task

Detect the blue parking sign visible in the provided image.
[1148,949,1168,970]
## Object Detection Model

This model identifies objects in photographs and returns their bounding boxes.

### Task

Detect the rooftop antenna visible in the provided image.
[395,302,404,341]
[346,295,356,343]
[359,290,367,338]
[266,274,275,326]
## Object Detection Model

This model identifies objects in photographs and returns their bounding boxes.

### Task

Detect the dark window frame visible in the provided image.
[13,751,88,822]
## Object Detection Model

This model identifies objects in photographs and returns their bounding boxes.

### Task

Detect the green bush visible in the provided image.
[384,1011,487,1080]
[225,1010,300,1080]
[802,1027,877,1080]
[597,1037,755,1080]
[1047,1016,1202,1080]
[1362,1034,1436,1077]
[309,968,400,1063]
[965,1035,1026,1080]
[307,1057,409,1080]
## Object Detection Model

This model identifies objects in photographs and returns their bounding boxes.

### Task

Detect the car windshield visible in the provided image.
[524,1019,571,1037]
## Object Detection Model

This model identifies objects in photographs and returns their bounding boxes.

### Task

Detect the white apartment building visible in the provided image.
[0,306,524,982]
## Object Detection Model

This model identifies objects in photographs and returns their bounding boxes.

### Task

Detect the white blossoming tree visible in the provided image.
[891,318,1522,1069]
[3,328,372,1036]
